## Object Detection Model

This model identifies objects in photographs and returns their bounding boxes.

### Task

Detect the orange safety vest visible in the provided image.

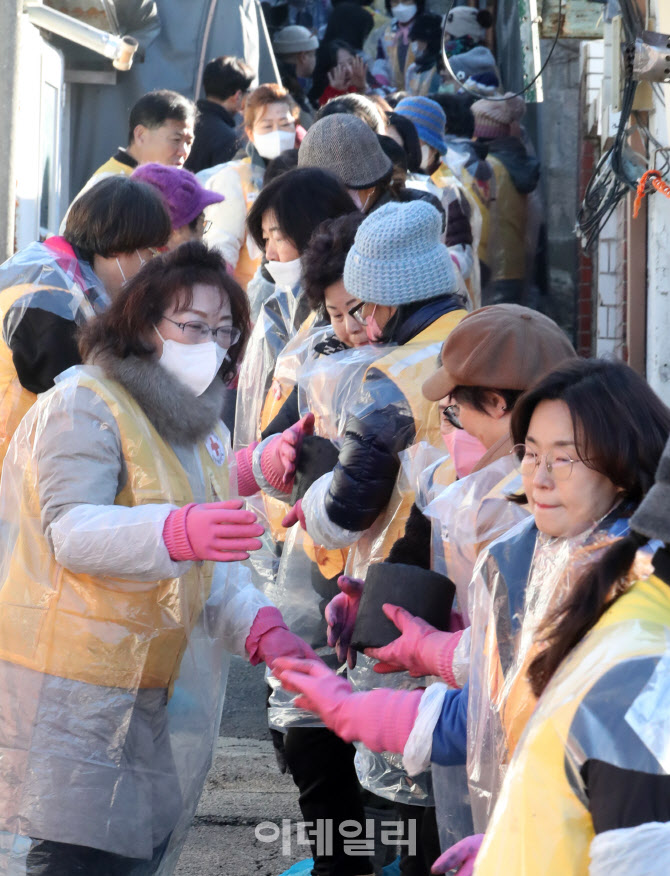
[0,371,230,692]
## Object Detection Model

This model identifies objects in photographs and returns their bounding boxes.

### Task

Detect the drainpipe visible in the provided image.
[24,2,138,70]
[0,0,22,260]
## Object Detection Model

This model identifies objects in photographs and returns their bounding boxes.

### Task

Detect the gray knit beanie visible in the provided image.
[630,435,670,545]
[343,200,459,306]
[298,114,392,189]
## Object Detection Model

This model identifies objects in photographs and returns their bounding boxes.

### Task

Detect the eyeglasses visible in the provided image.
[161,316,241,348]
[441,403,463,430]
[348,302,376,326]
[511,443,587,481]
[201,219,212,234]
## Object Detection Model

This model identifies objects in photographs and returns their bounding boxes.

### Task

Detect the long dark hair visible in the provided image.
[528,530,650,698]
[518,359,670,697]
[79,241,250,385]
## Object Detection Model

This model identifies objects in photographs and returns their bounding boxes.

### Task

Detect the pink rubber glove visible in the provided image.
[431,834,484,875]
[273,656,423,753]
[246,606,319,668]
[325,575,365,669]
[256,412,315,495]
[365,604,463,684]
[281,497,306,529]
[163,499,264,563]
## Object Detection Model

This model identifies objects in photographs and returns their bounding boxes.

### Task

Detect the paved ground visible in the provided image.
[175,657,303,876]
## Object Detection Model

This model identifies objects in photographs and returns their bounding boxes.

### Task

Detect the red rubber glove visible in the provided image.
[365,604,463,682]
[246,606,319,668]
[431,834,484,875]
[325,575,364,669]
[163,499,264,563]
[281,497,306,529]
[273,656,422,753]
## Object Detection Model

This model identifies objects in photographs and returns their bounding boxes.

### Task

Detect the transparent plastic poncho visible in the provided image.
[424,453,528,625]
[266,342,393,730]
[233,282,310,452]
[0,365,266,874]
[347,444,456,807]
[242,321,337,596]
[0,240,108,464]
[475,549,663,876]
[466,510,633,833]
[0,239,107,318]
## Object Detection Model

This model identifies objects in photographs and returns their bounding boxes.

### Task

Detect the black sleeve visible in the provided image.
[386,502,432,569]
[581,760,670,834]
[445,194,473,248]
[261,385,300,439]
[324,372,416,531]
[186,120,238,174]
[4,293,82,394]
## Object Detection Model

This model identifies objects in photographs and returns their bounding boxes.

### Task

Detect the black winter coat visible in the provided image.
[185,99,239,174]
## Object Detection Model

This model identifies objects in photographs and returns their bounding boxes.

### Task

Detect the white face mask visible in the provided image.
[420,143,433,169]
[348,189,372,211]
[393,3,417,23]
[266,257,302,289]
[253,129,296,160]
[156,329,227,396]
[410,40,420,55]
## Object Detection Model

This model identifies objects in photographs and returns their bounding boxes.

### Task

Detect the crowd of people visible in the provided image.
[0,2,669,875]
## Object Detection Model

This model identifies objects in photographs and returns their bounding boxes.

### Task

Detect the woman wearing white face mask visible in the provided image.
[369,0,425,89]
[234,167,358,452]
[198,84,298,291]
[0,241,320,874]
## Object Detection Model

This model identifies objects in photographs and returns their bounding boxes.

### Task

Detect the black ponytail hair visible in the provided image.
[528,530,650,698]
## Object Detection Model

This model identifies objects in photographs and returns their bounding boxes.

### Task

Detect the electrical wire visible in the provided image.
[440,0,563,102]
[575,0,663,248]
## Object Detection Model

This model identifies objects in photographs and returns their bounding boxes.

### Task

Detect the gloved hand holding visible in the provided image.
[366,604,463,682]
[325,575,364,668]
[431,834,484,875]
[246,606,320,668]
[273,656,422,753]
[259,413,315,494]
[163,499,264,563]
[281,497,306,529]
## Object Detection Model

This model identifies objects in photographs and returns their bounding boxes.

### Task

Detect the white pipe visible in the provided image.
[24,2,138,70]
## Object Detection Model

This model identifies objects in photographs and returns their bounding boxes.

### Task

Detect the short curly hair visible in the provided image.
[301,212,365,316]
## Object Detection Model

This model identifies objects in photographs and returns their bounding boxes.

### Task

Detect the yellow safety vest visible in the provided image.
[475,573,670,875]
[487,154,528,282]
[359,308,465,560]
[0,371,229,692]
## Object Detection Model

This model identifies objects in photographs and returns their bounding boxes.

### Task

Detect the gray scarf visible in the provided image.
[90,348,226,446]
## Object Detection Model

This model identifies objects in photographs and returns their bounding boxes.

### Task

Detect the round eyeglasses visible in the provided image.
[161,316,241,348]
[511,443,586,481]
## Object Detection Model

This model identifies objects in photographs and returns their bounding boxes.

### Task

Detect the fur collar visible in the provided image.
[90,347,225,445]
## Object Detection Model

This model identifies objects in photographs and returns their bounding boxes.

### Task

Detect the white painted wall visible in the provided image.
[645,0,670,405]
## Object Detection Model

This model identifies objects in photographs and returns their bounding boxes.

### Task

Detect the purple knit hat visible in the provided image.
[131,163,224,229]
